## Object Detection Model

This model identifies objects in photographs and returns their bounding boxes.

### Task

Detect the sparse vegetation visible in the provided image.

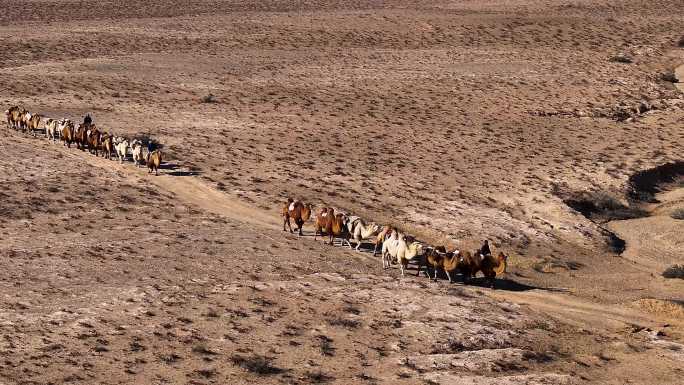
[230,354,285,375]
[662,265,684,279]
[660,70,677,83]
[201,93,217,103]
[670,209,684,220]
[562,191,647,222]
[326,317,361,329]
[317,335,336,357]
[304,370,335,383]
[609,54,633,63]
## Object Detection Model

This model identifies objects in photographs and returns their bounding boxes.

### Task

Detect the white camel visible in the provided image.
[115,139,129,163]
[45,118,60,143]
[382,232,423,276]
[350,219,380,251]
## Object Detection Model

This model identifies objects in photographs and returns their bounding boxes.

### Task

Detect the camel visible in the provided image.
[131,140,145,167]
[330,212,352,247]
[282,198,313,236]
[7,107,25,130]
[100,132,113,160]
[373,225,395,256]
[114,138,129,163]
[74,124,88,150]
[45,118,60,143]
[422,246,464,282]
[60,120,75,148]
[461,251,507,288]
[382,232,423,276]
[146,149,163,175]
[349,219,380,251]
[314,207,334,242]
[87,126,101,156]
[26,113,42,137]
[6,106,20,129]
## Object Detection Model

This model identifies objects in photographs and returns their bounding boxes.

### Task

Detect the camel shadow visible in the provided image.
[408,263,567,292]
[160,162,200,176]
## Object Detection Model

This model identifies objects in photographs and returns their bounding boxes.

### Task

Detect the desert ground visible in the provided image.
[1,1,683,384]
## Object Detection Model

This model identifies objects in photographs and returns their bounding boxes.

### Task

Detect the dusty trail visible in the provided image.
[32,134,280,228]
[490,289,680,332]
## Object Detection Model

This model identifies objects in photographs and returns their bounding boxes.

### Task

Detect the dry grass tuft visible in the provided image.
[670,209,684,220]
[662,265,684,279]
[230,354,285,375]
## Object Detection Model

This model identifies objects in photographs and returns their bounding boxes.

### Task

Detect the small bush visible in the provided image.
[609,54,633,64]
[230,354,284,375]
[201,93,217,103]
[670,209,684,220]
[662,265,684,279]
[660,70,677,83]
[305,371,334,383]
[326,317,361,329]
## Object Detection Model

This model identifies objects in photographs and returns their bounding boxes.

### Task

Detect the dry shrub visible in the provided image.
[230,354,285,375]
[670,209,684,220]
[633,299,684,318]
[609,54,633,64]
[201,93,217,103]
[662,265,684,279]
[660,70,677,83]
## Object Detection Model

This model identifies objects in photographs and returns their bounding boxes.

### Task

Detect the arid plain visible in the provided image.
[1,1,683,384]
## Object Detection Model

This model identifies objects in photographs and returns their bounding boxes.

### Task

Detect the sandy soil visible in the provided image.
[1,1,684,384]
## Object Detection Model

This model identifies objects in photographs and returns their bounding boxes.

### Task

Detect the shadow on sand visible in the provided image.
[160,162,200,176]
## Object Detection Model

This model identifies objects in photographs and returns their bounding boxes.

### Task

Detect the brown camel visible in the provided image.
[461,250,507,288]
[282,198,312,236]
[61,120,75,148]
[314,207,334,243]
[87,126,101,156]
[100,132,113,160]
[329,213,352,247]
[146,150,163,175]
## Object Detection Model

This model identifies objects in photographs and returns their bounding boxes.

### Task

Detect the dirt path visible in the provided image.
[35,135,280,228]
[490,289,680,332]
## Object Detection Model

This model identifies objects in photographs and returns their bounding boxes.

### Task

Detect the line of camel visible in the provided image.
[282,198,507,288]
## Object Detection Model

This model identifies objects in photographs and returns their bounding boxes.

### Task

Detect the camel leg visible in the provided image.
[287,217,293,233]
[400,262,405,277]
[446,270,452,283]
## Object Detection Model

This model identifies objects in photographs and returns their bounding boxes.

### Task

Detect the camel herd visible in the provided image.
[282,198,508,288]
[5,106,163,175]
